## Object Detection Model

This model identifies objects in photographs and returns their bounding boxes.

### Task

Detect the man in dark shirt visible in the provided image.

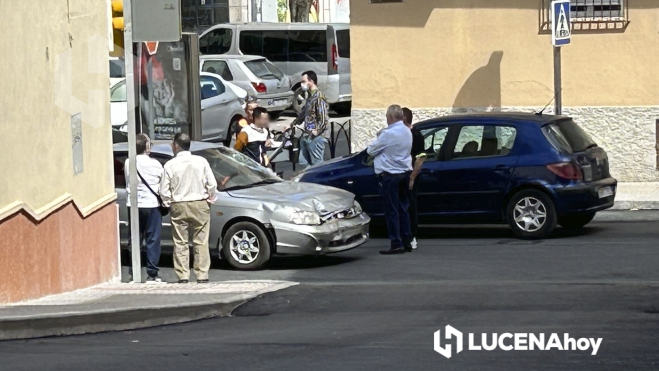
[403,107,424,250]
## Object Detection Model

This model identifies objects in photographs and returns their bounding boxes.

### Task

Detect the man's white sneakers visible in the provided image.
[411,238,418,250]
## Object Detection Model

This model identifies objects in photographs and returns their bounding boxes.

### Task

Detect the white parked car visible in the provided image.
[110,72,247,144]
[200,55,293,115]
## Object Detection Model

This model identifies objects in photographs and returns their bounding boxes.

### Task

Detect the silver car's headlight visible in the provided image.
[353,201,363,214]
[289,209,321,225]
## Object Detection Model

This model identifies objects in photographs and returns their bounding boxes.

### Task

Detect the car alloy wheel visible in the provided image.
[513,197,547,232]
[506,189,557,239]
[230,230,260,264]
[222,221,271,270]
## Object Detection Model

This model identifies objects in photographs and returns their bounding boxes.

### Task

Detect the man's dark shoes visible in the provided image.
[380,248,405,255]
[177,279,189,284]
[404,246,413,252]
[197,279,209,284]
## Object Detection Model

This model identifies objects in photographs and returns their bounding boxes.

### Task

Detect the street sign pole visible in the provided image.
[551,0,571,116]
[553,46,562,115]
[124,0,142,283]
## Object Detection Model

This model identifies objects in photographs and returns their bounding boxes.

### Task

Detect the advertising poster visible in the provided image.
[138,41,190,140]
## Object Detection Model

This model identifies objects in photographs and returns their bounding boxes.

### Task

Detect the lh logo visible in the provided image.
[434,325,463,359]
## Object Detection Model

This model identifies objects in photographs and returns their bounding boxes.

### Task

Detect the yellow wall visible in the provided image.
[351,0,659,109]
[0,0,115,220]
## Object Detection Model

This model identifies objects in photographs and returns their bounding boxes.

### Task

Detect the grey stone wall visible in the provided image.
[352,106,659,182]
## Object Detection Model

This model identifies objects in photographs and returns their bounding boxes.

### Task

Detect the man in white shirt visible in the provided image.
[160,133,218,283]
[124,134,165,283]
[367,105,414,255]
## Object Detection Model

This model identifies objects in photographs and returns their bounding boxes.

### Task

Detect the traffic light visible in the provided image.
[110,0,124,57]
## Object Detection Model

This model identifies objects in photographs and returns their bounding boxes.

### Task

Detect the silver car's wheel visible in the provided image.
[230,230,260,264]
[222,222,271,270]
[513,197,547,232]
[507,189,556,239]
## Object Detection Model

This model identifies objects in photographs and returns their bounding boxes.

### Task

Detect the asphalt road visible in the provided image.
[3,215,659,370]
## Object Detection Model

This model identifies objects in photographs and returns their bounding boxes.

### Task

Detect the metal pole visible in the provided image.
[147,51,156,137]
[124,0,142,283]
[553,46,562,115]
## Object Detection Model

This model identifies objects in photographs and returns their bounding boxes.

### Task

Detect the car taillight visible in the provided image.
[547,162,583,180]
[251,82,267,93]
[331,43,338,71]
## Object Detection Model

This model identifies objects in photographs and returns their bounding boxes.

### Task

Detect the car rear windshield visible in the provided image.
[542,119,597,153]
[244,59,284,80]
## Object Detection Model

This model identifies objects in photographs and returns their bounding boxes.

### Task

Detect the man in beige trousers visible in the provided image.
[160,133,217,283]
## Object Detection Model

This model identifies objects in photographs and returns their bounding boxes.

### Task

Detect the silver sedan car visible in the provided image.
[200,55,294,114]
[113,141,370,270]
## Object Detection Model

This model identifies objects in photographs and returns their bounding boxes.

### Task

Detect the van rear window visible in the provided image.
[542,119,597,153]
[336,30,350,58]
[239,30,327,63]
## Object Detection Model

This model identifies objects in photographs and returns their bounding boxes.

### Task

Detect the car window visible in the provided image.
[420,126,449,161]
[114,153,127,188]
[289,30,327,62]
[110,81,126,102]
[452,125,517,159]
[239,31,263,56]
[200,75,226,99]
[244,59,284,80]
[109,59,125,78]
[200,28,232,55]
[542,119,596,153]
[202,60,233,81]
[262,31,288,62]
[196,147,281,191]
[336,29,350,58]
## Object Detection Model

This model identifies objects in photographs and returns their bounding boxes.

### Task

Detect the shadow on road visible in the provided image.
[370,224,605,240]
[210,255,362,271]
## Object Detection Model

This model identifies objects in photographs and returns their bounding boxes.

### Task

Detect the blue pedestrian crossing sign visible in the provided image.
[551,0,571,46]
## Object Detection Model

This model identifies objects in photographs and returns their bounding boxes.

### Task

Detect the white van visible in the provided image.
[199,23,351,113]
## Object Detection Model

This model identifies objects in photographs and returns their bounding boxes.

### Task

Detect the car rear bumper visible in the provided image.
[271,213,370,255]
[551,177,617,216]
[257,92,294,112]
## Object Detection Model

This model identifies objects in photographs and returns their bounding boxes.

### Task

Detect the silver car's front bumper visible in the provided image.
[271,213,371,255]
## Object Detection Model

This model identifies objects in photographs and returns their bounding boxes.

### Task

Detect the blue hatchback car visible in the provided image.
[294,113,617,239]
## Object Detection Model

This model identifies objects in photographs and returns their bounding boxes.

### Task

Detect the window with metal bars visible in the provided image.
[539,0,628,33]
[570,0,624,20]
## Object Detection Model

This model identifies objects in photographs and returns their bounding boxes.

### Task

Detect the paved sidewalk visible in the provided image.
[613,182,659,210]
[0,280,297,341]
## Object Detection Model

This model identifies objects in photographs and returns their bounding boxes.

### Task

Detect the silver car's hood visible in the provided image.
[227,181,355,214]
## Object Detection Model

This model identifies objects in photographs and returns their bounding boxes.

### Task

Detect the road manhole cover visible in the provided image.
[496,240,543,245]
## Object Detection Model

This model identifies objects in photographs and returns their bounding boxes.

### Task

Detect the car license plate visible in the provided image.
[598,186,614,198]
[268,99,286,106]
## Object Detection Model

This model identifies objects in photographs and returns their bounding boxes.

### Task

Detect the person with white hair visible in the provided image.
[367,105,414,255]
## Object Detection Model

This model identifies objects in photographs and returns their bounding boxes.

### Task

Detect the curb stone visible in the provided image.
[0,282,298,341]
[611,201,659,210]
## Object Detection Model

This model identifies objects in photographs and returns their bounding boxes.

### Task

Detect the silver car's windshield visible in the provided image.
[194,147,282,191]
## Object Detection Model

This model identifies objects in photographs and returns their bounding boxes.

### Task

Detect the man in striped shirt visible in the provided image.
[293,71,329,168]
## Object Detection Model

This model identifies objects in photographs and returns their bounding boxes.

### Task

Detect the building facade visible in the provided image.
[0,1,118,303]
[350,0,658,183]
[182,0,350,32]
